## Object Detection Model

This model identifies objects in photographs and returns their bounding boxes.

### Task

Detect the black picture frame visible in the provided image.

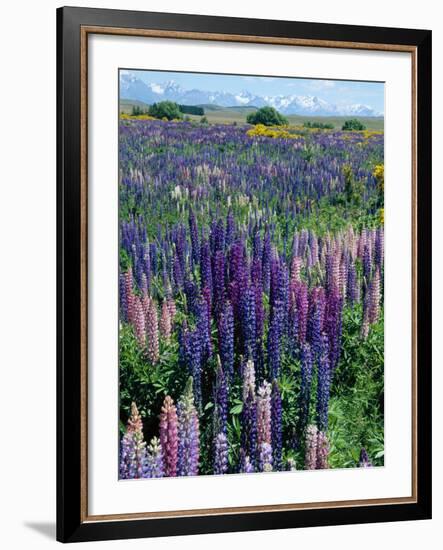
[57,6,432,543]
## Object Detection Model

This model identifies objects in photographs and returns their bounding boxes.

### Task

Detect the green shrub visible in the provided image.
[179,104,204,116]
[148,101,183,121]
[131,105,148,116]
[303,121,334,129]
[342,118,366,131]
[247,106,288,126]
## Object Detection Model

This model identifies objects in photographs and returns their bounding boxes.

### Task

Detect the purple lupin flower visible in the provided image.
[119,402,147,479]
[358,448,373,468]
[200,239,213,296]
[375,227,384,270]
[213,433,229,475]
[271,380,282,470]
[145,437,164,478]
[298,343,313,435]
[262,228,271,294]
[296,282,309,344]
[173,252,184,290]
[184,278,199,316]
[316,431,329,469]
[177,377,200,476]
[308,299,323,362]
[213,361,228,436]
[225,210,235,248]
[119,271,128,322]
[186,329,202,409]
[239,449,255,474]
[316,335,331,432]
[267,300,283,380]
[362,244,372,294]
[159,395,178,477]
[288,299,299,353]
[125,268,135,324]
[218,301,234,379]
[241,386,257,470]
[258,442,273,472]
[197,294,212,362]
[241,285,256,360]
[254,284,265,378]
[119,429,137,479]
[305,424,318,470]
[325,291,343,371]
[346,261,359,305]
[252,230,262,263]
[188,208,200,267]
[212,250,225,319]
[178,321,189,368]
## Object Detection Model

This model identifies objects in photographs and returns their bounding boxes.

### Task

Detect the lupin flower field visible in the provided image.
[118,72,385,480]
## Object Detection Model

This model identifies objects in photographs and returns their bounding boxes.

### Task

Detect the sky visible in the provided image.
[122,69,385,113]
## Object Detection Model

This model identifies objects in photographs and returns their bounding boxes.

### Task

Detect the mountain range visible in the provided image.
[120,73,382,117]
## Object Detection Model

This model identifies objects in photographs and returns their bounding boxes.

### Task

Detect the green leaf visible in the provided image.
[230,403,243,415]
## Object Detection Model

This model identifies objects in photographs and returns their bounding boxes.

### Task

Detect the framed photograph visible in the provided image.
[57,6,432,543]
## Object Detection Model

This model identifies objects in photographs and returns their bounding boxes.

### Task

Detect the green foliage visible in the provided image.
[179,104,204,116]
[328,306,384,467]
[246,106,288,126]
[342,118,366,131]
[148,101,183,121]
[131,105,148,116]
[303,121,334,129]
[200,116,208,125]
[342,164,364,207]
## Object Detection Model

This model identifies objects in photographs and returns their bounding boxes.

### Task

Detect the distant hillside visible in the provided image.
[119,100,384,131]
[119,99,150,114]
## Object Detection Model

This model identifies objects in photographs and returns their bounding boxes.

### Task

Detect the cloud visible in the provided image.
[305,79,336,91]
[241,76,276,83]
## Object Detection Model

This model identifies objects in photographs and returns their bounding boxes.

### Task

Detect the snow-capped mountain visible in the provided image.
[120,73,381,116]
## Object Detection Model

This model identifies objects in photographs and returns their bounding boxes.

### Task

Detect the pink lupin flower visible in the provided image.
[159,300,172,340]
[368,269,381,325]
[327,253,340,295]
[141,293,150,320]
[339,256,348,298]
[290,256,303,285]
[167,297,177,322]
[146,298,159,364]
[242,358,256,402]
[127,401,144,434]
[140,273,148,296]
[133,295,146,348]
[361,306,370,339]
[305,424,318,470]
[159,395,179,477]
[257,381,272,447]
[316,431,330,469]
[357,228,368,259]
[125,268,135,324]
